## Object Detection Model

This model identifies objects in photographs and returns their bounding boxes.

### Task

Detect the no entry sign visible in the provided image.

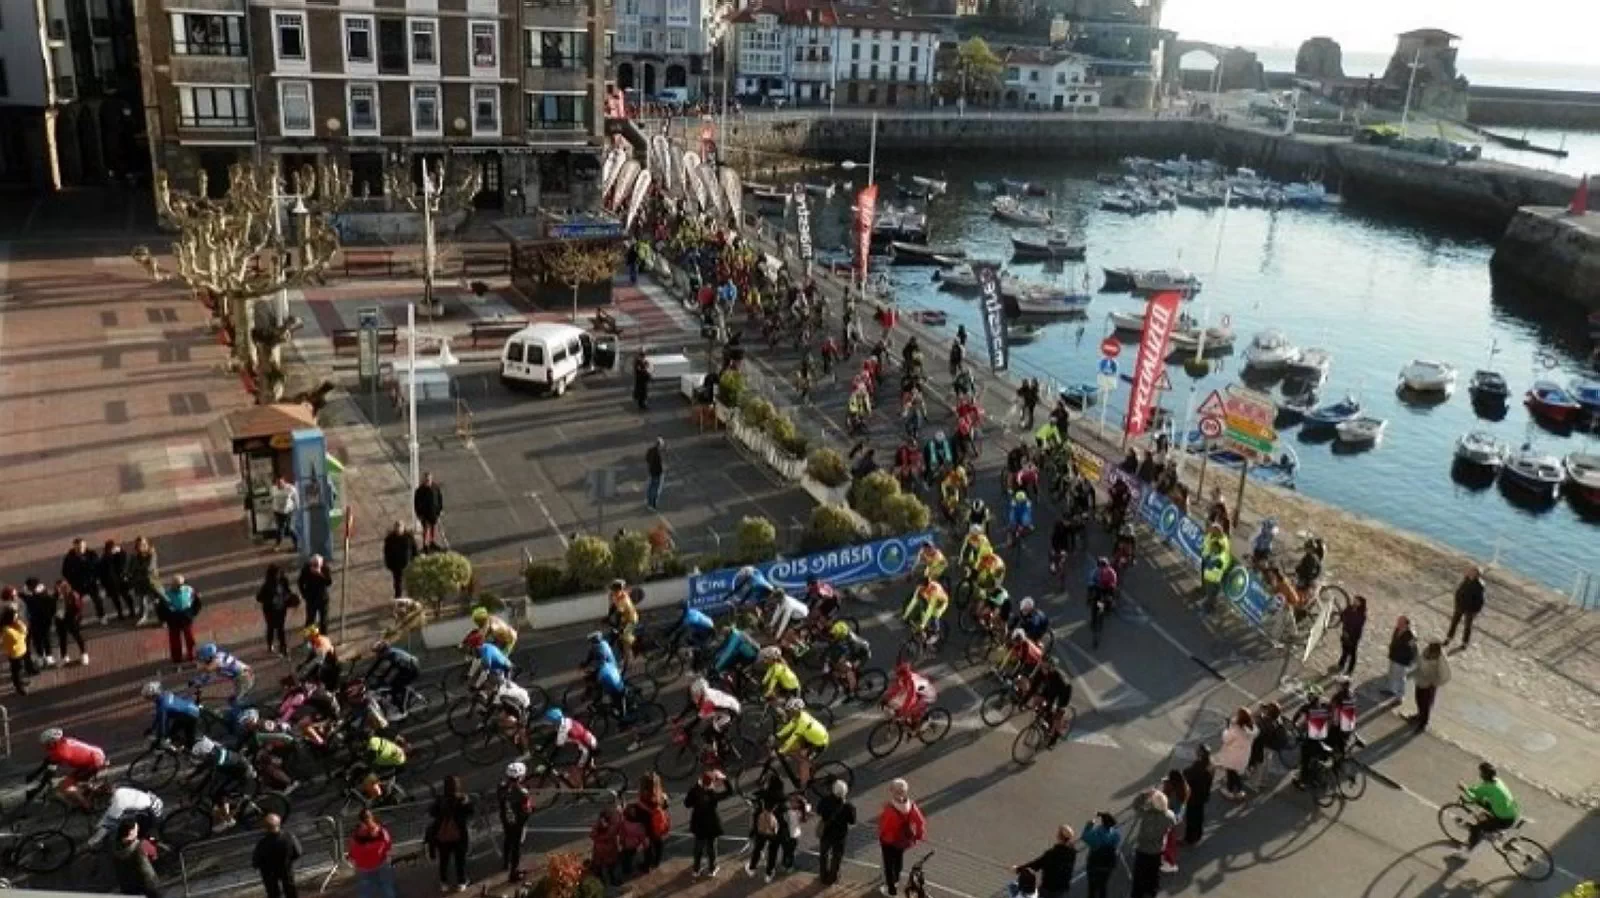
[1100,337,1121,359]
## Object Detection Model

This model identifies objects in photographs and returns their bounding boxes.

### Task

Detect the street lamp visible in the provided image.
[836,112,878,187]
[269,177,309,323]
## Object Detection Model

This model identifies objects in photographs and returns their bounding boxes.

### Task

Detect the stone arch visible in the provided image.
[643,62,657,96]
[1004,88,1020,107]
[616,62,635,91]
[1164,40,1264,92]
[665,64,687,89]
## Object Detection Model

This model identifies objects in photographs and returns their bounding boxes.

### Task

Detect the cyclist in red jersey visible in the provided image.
[38,728,108,809]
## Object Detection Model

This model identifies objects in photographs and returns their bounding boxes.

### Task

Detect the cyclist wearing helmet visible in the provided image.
[1290,684,1333,788]
[189,736,255,829]
[913,542,948,588]
[1112,524,1137,571]
[959,524,992,573]
[1007,490,1034,534]
[759,646,801,701]
[974,547,1007,596]
[595,655,630,723]
[966,498,991,539]
[677,677,743,756]
[1020,658,1073,747]
[582,630,617,673]
[765,589,810,642]
[977,586,1015,635]
[488,672,534,749]
[938,462,967,513]
[1010,597,1050,643]
[1003,629,1045,680]
[381,597,428,644]
[339,680,391,735]
[348,734,408,801]
[902,574,949,642]
[470,637,516,692]
[774,699,829,788]
[36,729,108,809]
[87,786,163,848]
[236,710,296,790]
[366,641,420,711]
[606,581,640,667]
[498,763,535,880]
[881,660,936,726]
[471,607,519,653]
[823,621,871,671]
[663,601,717,659]
[728,566,776,610]
[1459,762,1520,850]
[194,643,254,706]
[805,578,843,626]
[142,680,202,748]
[711,626,760,677]
[298,626,341,690]
[1327,676,1359,757]
[543,708,598,769]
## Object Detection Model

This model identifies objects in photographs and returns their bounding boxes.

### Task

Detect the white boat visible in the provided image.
[1286,348,1332,380]
[1131,268,1201,295]
[1565,453,1600,505]
[802,181,836,198]
[1009,290,1092,317]
[991,196,1052,226]
[1335,416,1387,445]
[1099,192,1146,214]
[1242,329,1301,370]
[1107,310,1146,332]
[1454,431,1508,468]
[1168,326,1235,353]
[1011,230,1086,260]
[1399,359,1458,394]
[1501,445,1564,497]
[938,264,1019,295]
[911,175,947,196]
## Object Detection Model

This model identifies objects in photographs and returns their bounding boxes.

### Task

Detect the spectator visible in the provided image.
[427,775,473,892]
[776,793,810,877]
[1015,825,1077,898]
[100,539,133,622]
[815,779,856,885]
[1336,595,1368,675]
[1011,868,1040,898]
[251,813,303,898]
[270,477,299,552]
[618,796,649,880]
[1129,790,1175,898]
[685,770,733,878]
[632,352,654,411]
[53,580,88,666]
[589,806,624,886]
[160,575,199,664]
[382,523,417,600]
[3,607,34,694]
[1217,707,1256,799]
[1383,615,1418,698]
[414,472,444,549]
[21,578,57,666]
[746,776,783,880]
[112,818,162,898]
[635,772,669,873]
[1406,640,1451,732]
[1159,769,1189,872]
[1080,813,1121,898]
[347,810,397,898]
[256,564,296,656]
[498,763,534,881]
[129,537,161,626]
[1182,745,1214,845]
[877,778,927,897]
[645,438,666,512]
[297,556,333,634]
[1446,566,1485,650]
[62,538,105,624]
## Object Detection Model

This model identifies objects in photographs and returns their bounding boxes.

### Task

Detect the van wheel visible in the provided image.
[553,377,567,397]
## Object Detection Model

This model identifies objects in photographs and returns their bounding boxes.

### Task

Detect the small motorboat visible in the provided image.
[1168,326,1234,354]
[1183,433,1301,486]
[1399,359,1458,394]
[991,196,1053,226]
[1059,383,1099,408]
[1006,287,1092,318]
[1570,378,1600,414]
[1006,323,1044,344]
[910,175,948,196]
[1468,369,1510,402]
[1107,310,1146,332]
[1277,386,1319,425]
[1010,230,1086,260]
[1501,445,1564,498]
[1243,329,1301,370]
[1131,268,1201,295]
[1001,178,1047,196]
[891,242,965,265]
[1454,431,1508,469]
[1335,416,1387,445]
[1101,267,1138,292]
[1302,396,1362,430]
[1099,192,1147,214]
[1525,380,1583,424]
[1285,348,1332,381]
[1564,452,1600,505]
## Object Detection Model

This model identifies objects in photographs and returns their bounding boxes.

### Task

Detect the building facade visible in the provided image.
[999,47,1097,110]
[610,0,720,100]
[727,2,937,108]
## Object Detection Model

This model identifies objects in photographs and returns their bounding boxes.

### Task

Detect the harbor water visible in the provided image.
[802,159,1599,593]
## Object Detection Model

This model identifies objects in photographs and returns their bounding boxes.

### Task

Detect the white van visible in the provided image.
[499,322,594,396]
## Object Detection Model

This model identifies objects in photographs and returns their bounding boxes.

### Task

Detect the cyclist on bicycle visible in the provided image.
[822,622,872,692]
[1003,629,1045,680]
[1020,659,1073,747]
[350,734,407,801]
[967,497,992,536]
[938,463,968,514]
[380,597,427,644]
[881,661,937,726]
[977,586,1015,634]
[759,646,801,701]
[607,580,639,667]
[1290,684,1333,788]
[582,630,617,674]
[1294,536,1326,592]
[924,431,955,486]
[471,607,519,653]
[1070,477,1097,519]
[1007,491,1034,540]
[1250,518,1279,567]
[487,672,534,750]
[1459,762,1520,851]
[142,681,202,749]
[366,641,420,712]
[467,632,516,691]
[234,710,296,791]
[680,676,743,758]
[914,541,948,587]
[663,601,718,661]
[37,729,108,810]
[765,589,810,642]
[298,626,342,690]
[1049,518,1074,567]
[960,524,992,572]
[728,566,777,610]
[774,698,829,789]
[195,643,255,705]
[902,575,949,647]
[542,707,599,772]
[974,549,1007,598]
[1112,525,1137,572]
[805,578,844,630]
[1010,597,1050,643]
[712,626,760,678]
[594,654,630,724]
[1106,478,1132,528]
[86,786,164,848]
[189,736,255,830]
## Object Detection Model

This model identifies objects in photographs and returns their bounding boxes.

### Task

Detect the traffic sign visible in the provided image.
[1197,390,1226,419]
[1096,374,1118,393]
[1097,357,1118,377]
[1099,337,1121,359]
[1198,416,1224,439]
[1154,369,1173,391]
[1220,386,1278,460]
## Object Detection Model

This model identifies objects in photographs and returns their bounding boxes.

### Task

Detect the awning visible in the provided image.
[219,403,317,453]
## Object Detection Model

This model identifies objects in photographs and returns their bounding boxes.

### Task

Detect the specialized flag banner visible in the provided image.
[977,266,1009,372]
[1123,290,1183,438]
[855,184,878,280]
[792,183,813,263]
[625,171,652,231]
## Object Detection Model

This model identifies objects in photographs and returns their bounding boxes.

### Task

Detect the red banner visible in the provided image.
[855,184,878,280]
[1123,290,1182,438]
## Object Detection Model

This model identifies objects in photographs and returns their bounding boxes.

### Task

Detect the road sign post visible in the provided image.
[358,306,381,418]
[1099,336,1121,359]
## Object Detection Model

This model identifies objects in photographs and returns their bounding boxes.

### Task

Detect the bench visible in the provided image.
[342,249,397,277]
[458,247,509,277]
[467,318,527,347]
[331,326,398,356]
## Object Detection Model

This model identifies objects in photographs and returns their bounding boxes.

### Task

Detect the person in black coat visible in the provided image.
[1182,746,1214,845]
[251,813,303,898]
[99,539,133,621]
[112,819,162,898]
[632,352,653,411]
[21,578,57,666]
[814,780,857,885]
[256,564,296,655]
[1016,825,1077,898]
[413,473,444,549]
[62,538,104,623]
[296,556,333,633]
[382,522,417,599]
[1447,565,1485,649]
[684,771,733,878]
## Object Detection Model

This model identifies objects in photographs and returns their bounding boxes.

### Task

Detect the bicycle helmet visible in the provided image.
[969,524,984,537]
[587,631,605,644]
[736,566,755,582]
[610,579,627,592]
[506,762,528,780]
[1010,628,1026,642]
[302,625,320,640]
[239,709,260,726]
[830,621,850,640]
[1096,556,1111,567]
[783,697,806,713]
[196,643,218,664]
[191,737,216,759]
[1478,762,1497,780]
[371,640,389,654]
[1303,684,1323,700]
[759,646,783,663]
[40,728,63,746]
[471,607,489,625]
[543,708,564,724]
[689,677,709,701]
[141,681,162,699]
[1014,491,1027,503]
[1019,597,1035,613]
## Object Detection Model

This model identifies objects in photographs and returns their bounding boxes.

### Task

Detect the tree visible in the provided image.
[540,241,623,320]
[383,160,481,317]
[937,38,1004,104]
[133,162,350,402]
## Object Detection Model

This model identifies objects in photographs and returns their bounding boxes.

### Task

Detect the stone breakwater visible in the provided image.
[1492,206,1600,310]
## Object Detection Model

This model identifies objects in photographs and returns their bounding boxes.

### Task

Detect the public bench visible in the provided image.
[331,326,398,355]
[468,318,528,347]
[342,248,397,277]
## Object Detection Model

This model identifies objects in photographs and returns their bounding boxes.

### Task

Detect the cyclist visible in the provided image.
[914,541,948,588]
[366,641,421,713]
[195,643,255,706]
[1290,684,1333,788]
[142,680,202,749]
[235,710,296,791]
[1250,518,1279,567]
[679,676,743,758]
[976,585,1015,634]
[804,578,844,631]
[959,524,992,571]
[881,660,936,727]
[765,589,810,642]
[468,631,516,691]
[37,729,108,810]
[663,601,718,662]
[594,655,632,729]
[488,672,534,751]
[380,597,427,644]
[923,431,955,485]
[967,497,992,536]
[471,607,519,654]
[1070,477,1097,519]
[189,736,255,830]
[607,580,639,667]
[542,708,599,773]
[759,646,801,701]
[902,575,949,647]
[1010,597,1050,643]
[340,680,391,736]
[1106,478,1132,528]
[822,622,872,695]
[1007,491,1035,543]
[1002,629,1045,680]
[298,626,342,690]
[1020,658,1073,747]
[938,463,968,515]
[87,786,164,848]
[728,566,777,610]
[1049,517,1074,569]
[1112,525,1137,572]
[352,734,408,801]
[582,630,617,674]
[1088,556,1119,603]
[711,626,760,679]
[1458,762,1520,851]
[974,548,1007,598]
[773,698,829,789]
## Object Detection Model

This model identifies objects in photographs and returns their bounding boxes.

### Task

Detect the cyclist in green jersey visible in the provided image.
[1459,762,1520,850]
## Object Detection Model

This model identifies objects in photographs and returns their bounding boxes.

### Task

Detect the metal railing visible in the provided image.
[177,815,343,898]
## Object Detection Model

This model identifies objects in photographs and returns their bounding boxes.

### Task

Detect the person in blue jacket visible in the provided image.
[663,601,717,659]
[712,627,759,676]
[472,639,514,690]
[141,681,201,748]
[1008,491,1035,534]
[727,567,776,609]
[582,630,617,672]
[1009,597,1050,642]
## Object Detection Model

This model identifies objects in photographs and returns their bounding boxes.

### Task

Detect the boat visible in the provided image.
[991,196,1053,226]
[1059,383,1099,408]
[1010,230,1086,260]
[1001,178,1047,196]
[1168,326,1234,353]
[1285,348,1332,381]
[1099,192,1147,214]
[1570,378,1600,414]
[1280,181,1337,208]
[748,186,789,207]
[1242,330,1301,370]
[1277,386,1319,424]
[1176,187,1226,208]
[1131,268,1201,295]
[1335,416,1387,445]
[1501,445,1564,498]
[1564,453,1600,505]
[1468,369,1510,402]
[1399,359,1458,394]
[1101,267,1138,292]
[936,264,1019,295]
[1524,381,1583,424]
[1302,396,1362,430]
[891,242,965,265]
[910,175,947,196]
[1005,286,1092,318]
[1106,310,1146,332]
[1006,323,1044,344]
[1454,431,1508,469]
[1183,433,1300,486]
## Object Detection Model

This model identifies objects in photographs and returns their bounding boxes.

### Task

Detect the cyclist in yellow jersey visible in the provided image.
[758,646,800,700]
[915,541,948,583]
[903,578,949,643]
[607,580,640,666]
[774,698,828,788]
[975,550,1007,593]
[471,607,518,653]
[960,525,992,569]
[360,735,407,800]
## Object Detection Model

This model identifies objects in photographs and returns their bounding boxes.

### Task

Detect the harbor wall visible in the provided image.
[1491,207,1600,311]
[1467,86,1600,129]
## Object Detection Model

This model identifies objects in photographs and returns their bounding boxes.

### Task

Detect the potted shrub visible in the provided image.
[403,551,473,614]
[734,516,778,564]
[881,492,933,536]
[803,503,865,552]
[523,560,568,601]
[804,447,850,505]
[564,535,615,592]
[848,470,902,525]
[520,851,602,898]
[610,529,652,582]
[716,370,747,416]
[765,414,807,479]
[739,395,775,430]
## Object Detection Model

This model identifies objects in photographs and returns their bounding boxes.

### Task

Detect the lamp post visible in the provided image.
[268,178,309,324]
[837,111,877,187]
[1398,48,1422,138]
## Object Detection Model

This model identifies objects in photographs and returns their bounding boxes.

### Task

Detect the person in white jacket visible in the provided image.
[1216,707,1257,799]
[270,478,299,551]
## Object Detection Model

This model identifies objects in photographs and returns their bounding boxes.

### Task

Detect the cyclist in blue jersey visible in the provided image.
[1008,491,1034,533]
[141,681,201,748]
[712,627,760,676]
[195,643,255,706]
[595,658,628,717]
[1009,597,1050,642]
[582,631,617,673]
[727,566,776,609]
[663,601,717,658]
[472,640,514,691]
[367,641,420,709]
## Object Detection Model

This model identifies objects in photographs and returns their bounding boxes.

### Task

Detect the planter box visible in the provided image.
[728,418,805,483]
[420,577,695,645]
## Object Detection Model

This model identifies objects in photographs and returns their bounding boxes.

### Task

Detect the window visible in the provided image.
[528,93,589,130]
[870,44,878,61]
[869,64,877,80]
[344,15,374,66]
[668,29,685,51]
[279,80,312,134]
[910,45,918,62]
[552,345,568,364]
[849,63,858,79]
[470,21,497,68]
[641,29,653,51]
[473,86,499,134]
[527,30,589,69]
[1067,93,1077,103]
[412,84,440,134]
[170,13,246,57]
[506,343,525,364]
[1005,66,1019,81]
[525,344,544,365]
[851,28,859,38]
[623,0,637,14]
[350,153,384,198]
[1029,70,1038,81]
[665,0,689,27]
[908,65,917,82]
[347,83,378,133]
[409,19,437,67]
[891,45,898,62]
[178,86,251,127]
[274,12,306,64]
[892,29,900,40]
[851,43,859,60]
[378,19,407,73]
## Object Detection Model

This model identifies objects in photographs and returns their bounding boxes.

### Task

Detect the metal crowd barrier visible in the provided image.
[176,815,343,898]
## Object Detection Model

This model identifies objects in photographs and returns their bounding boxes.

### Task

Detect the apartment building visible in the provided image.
[0,0,145,188]
[999,47,1099,110]
[727,2,937,108]
[610,0,719,101]
[134,0,608,209]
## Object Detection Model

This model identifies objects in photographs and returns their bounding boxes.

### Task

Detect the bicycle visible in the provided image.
[1011,703,1077,766]
[803,663,888,708]
[653,721,758,782]
[1437,793,1554,881]
[979,675,1032,728]
[903,850,935,898]
[866,705,953,759]
[526,753,629,807]
[0,828,76,880]
[2,769,114,839]
[896,620,947,665]
[1005,521,1033,560]
[744,746,854,804]
[1087,588,1114,650]
[1291,739,1367,808]
[159,785,293,849]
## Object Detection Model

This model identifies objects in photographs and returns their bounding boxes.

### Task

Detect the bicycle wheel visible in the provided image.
[159,806,213,849]
[917,708,952,745]
[1012,723,1046,766]
[1320,585,1351,613]
[956,605,984,635]
[559,682,592,716]
[627,702,668,739]
[11,829,75,875]
[1501,835,1554,882]
[897,637,928,666]
[125,749,182,791]
[804,675,841,709]
[807,761,853,802]
[1334,757,1367,801]
[646,647,685,682]
[446,700,488,738]
[1436,802,1475,845]
[625,674,661,703]
[855,668,889,703]
[980,687,1017,727]
[866,720,905,759]
[584,766,629,798]
[964,635,996,667]
[654,741,700,781]
[399,683,449,728]
[461,725,511,766]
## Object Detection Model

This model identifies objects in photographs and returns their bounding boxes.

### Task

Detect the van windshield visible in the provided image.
[525,344,544,365]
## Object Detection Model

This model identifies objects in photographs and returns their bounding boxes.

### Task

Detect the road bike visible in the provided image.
[866,706,953,759]
[903,851,935,898]
[1437,794,1554,881]
[979,675,1033,728]
[1087,589,1115,650]
[742,747,854,804]
[1291,740,1367,808]
[0,828,76,880]
[653,721,758,782]
[2,769,114,839]
[1011,704,1077,766]
[159,785,293,849]
[802,663,888,708]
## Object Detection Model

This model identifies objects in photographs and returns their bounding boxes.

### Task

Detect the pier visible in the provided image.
[1493,205,1600,309]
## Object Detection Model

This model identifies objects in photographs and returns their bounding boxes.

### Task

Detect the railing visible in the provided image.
[0,705,9,758]
[177,815,343,898]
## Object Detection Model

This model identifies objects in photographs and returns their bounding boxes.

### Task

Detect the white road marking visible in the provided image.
[523,489,568,549]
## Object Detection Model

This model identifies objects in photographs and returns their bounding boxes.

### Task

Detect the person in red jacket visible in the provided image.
[877,779,927,897]
[590,807,624,886]
[347,810,395,898]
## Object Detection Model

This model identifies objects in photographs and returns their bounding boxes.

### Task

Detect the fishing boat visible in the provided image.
[1280,181,1337,208]
[1010,230,1087,260]
[1468,369,1510,403]
[1454,431,1508,469]
[1106,310,1146,332]
[1101,267,1138,292]
[1006,323,1044,344]
[1335,416,1387,445]
[1099,192,1147,214]
[911,175,948,196]
[1564,453,1600,505]
[1525,381,1583,424]
[1501,445,1564,498]
[936,264,1018,295]
[1176,187,1225,208]
[1006,287,1092,318]
[891,242,965,265]
[1285,348,1332,382]
[991,196,1053,226]
[1242,330,1301,370]
[1001,178,1047,196]
[1399,359,1458,394]
[1277,385,1319,425]
[1131,268,1201,295]
[1302,396,1362,431]
[1570,378,1600,414]
[1183,434,1301,486]
[1168,326,1235,353]
[1059,383,1099,408]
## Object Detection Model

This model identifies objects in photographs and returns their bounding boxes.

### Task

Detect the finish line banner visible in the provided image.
[687,530,936,611]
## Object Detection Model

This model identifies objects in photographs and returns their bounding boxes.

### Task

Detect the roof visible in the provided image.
[832,7,941,32]
[223,403,316,444]
[1003,47,1084,67]
[509,321,589,342]
[729,1,937,30]
[1397,28,1459,40]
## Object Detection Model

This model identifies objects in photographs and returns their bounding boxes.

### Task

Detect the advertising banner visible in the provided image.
[1122,291,1182,438]
[687,530,935,612]
[1134,489,1278,628]
[792,183,813,263]
[855,184,878,280]
[977,266,1009,372]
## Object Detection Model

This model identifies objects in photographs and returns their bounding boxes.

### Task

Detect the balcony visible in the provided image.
[53,76,77,101]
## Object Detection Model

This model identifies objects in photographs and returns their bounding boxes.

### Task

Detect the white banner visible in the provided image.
[611,160,641,211]
[719,168,743,227]
[626,170,652,232]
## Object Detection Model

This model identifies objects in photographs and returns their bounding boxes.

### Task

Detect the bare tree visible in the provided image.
[383,159,481,317]
[133,161,351,403]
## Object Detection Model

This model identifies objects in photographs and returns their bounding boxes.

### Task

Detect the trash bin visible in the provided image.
[593,335,619,372]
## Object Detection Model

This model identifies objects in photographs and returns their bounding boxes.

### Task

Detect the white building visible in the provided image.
[612,0,721,100]
[1000,47,1100,110]
[728,2,938,108]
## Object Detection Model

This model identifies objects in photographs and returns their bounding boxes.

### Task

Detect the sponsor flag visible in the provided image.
[855,184,878,280]
[977,266,1009,372]
[1122,290,1182,438]
[792,183,813,264]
